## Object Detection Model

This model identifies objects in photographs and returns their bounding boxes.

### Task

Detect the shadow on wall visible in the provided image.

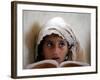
[23,22,41,69]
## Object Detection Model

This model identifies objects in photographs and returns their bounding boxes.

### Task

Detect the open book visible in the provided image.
[26,60,89,69]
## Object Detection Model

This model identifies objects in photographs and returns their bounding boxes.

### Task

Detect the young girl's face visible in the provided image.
[42,34,68,63]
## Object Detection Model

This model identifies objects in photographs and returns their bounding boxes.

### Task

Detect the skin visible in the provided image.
[42,34,69,63]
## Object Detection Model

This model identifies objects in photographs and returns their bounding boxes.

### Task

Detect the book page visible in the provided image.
[26,60,59,69]
[60,61,89,67]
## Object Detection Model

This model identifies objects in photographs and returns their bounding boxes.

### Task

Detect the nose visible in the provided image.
[52,45,60,56]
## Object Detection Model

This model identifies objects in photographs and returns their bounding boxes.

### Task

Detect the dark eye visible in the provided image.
[59,41,65,47]
[47,42,53,47]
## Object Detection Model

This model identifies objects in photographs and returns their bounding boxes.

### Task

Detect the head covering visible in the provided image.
[35,17,80,61]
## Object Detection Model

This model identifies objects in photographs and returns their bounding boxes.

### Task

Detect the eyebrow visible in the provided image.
[44,39,66,43]
[44,40,53,43]
[59,40,66,43]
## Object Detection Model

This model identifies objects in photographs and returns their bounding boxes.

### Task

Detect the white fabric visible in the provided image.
[37,17,77,47]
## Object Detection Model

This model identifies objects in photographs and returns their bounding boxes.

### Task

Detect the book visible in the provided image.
[26,60,89,69]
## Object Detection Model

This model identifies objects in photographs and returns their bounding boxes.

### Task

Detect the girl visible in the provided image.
[35,17,86,64]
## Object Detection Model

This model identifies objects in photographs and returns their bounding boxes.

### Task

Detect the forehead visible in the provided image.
[44,34,63,41]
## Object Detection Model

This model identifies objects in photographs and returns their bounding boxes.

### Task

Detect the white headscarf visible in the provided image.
[35,17,80,61]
